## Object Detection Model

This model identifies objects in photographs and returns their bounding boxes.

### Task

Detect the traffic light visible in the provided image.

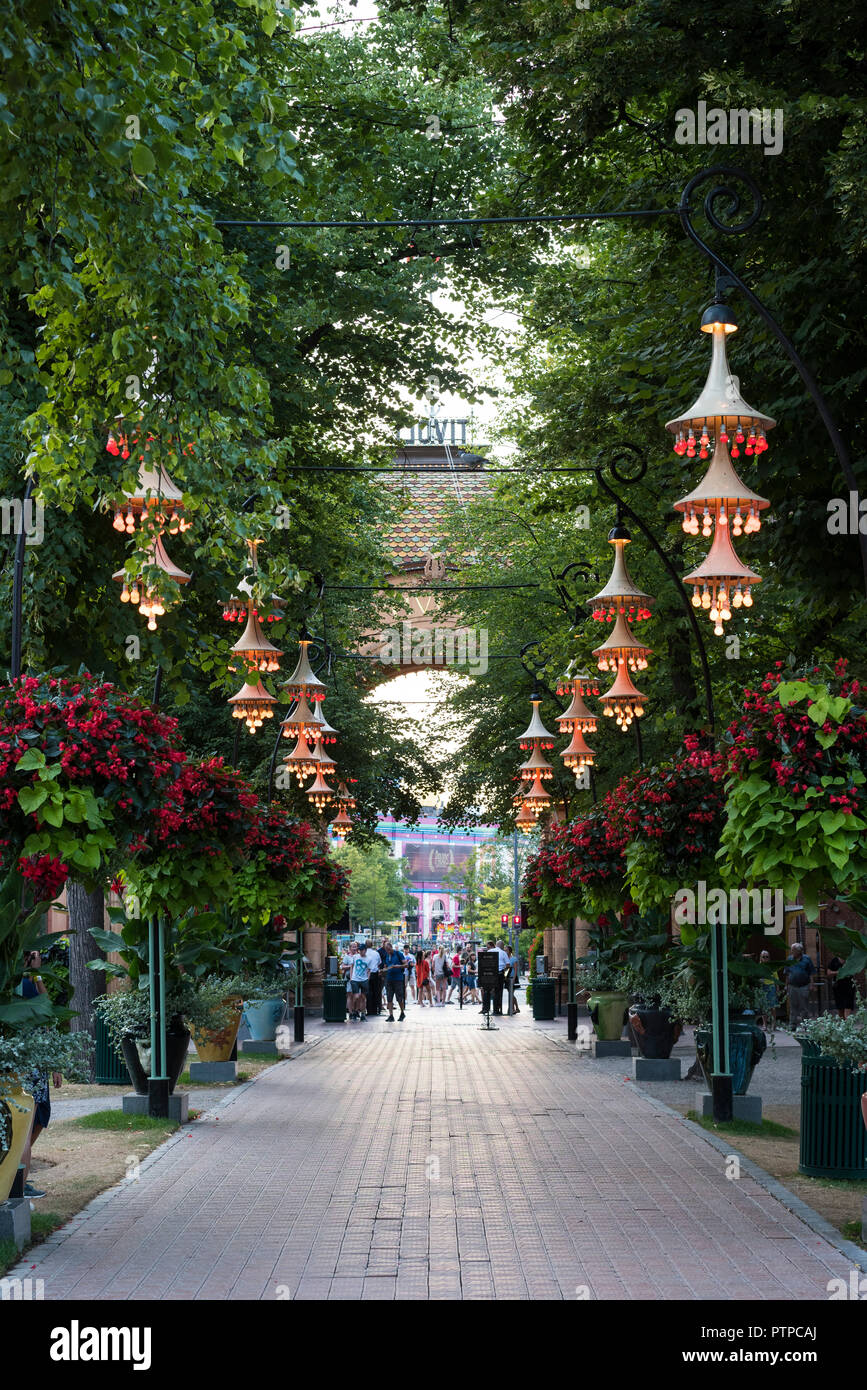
[500,914,509,927]
[512,913,521,927]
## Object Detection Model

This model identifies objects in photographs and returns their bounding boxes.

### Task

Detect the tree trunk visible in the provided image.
[67,881,106,1081]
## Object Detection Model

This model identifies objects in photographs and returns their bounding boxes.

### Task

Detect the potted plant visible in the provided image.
[660,942,770,1095]
[92,983,199,1095]
[0,869,91,1200]
[618,906,683,1060]
[795,1005,867,1178]
[577,918,629,1042]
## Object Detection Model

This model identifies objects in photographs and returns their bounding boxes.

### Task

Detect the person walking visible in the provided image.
[349,942,372,1021]
[433,946,448,1005]
[464,950,480,1004]
[381,938,407,1023]
[827,953,856,1019]
[446,950,461,1004]
[492,939,511,1015]
[783,942,815,1029]
[507,944,521,1014]
[365,940,382,1016]
[406,949,417,1002]
[758,949,778,1033]
[416,950,432,1005]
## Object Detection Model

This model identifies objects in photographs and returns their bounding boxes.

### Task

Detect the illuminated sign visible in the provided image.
[399,418,469,446]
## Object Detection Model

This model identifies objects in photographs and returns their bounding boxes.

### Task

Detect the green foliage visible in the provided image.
[797,1004,867,1071]
[334,840,413,928]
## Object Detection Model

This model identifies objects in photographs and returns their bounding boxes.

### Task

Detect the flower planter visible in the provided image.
[587,990,628,1042]
[190,998,242,1064]
[628,1004,682,1060]
[694,1017,767,1096]
[242,997,284,1042]
[798,1041,867,1179]
[120,1023,191,1097]
[0,1081,35,1203]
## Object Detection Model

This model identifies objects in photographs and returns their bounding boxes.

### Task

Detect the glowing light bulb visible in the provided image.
[714,622,724,636]
[147,617,157,632]
[120,586,130,603]
[719,506,728,527]
[130,586,140,606]
[742,590,753,608]
[701,593,711,610]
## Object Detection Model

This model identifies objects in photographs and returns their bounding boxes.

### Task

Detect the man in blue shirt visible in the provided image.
[380,939,407,1023]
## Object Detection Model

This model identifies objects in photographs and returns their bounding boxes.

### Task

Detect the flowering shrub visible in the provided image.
[231,805,351,925]
[619,742,727,912]
[720,661,867,918]
[125,758,259,916]
[523,807,627,925]
[0,674,184,884]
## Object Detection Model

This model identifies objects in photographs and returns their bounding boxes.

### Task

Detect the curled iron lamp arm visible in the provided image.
[594,447,715,738]
[679,166,867,598]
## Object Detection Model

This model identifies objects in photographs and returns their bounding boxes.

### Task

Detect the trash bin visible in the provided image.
[323,977,347,1024]
[798,1040,867,1178]
[532,975,556,1021]
[95,1014,132,1085]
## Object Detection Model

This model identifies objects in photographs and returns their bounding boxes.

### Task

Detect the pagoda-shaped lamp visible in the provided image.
[285,636,326,703]
[523,769,552,819]
[515,802,537,834]
[666,298,774,634]
[336,780,357,811]
[280,694,319,741]
[228,678,277,733]
[282,734,319,783]
[110,460,191,537]
[306,764,335,812]
[229,599,282,674]
[330,805,353,841]
[588,523,654,729]
[113,534,191,631]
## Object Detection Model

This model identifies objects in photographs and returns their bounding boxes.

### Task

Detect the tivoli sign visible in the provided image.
[399,418,469,446]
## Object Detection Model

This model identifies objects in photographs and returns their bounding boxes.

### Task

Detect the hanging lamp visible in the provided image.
[229,599,282,674]
[330,806,353,840]
[336,779,357,811]
[280,694,319,741]
[285,637,326,702]
[306,765,335,811]
[110,461,191,537]
[113,534,191,631]
[523,770,552,819]
[228,678,277,733]
[282,733,319,783]
[588,523,653,728]
[666,299,773,633]
[515,802,537,834]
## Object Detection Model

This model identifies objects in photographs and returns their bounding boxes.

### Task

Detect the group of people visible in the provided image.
[339,940,523,1023]
[757,942,857,1031]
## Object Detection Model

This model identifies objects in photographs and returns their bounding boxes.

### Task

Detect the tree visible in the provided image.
[334,841,413,929]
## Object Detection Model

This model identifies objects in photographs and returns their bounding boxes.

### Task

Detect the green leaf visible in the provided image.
[131,143,156,175]
[40,800,64,827]
[18,784,49,813]
[15,748,46,771]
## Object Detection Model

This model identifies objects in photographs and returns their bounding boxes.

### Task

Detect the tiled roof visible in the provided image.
[386,445,492,568]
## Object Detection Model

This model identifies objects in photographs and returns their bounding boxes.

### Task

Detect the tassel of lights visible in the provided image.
[110,461,191,537]
[284,636,326,703]
[666,299,773,634]
[588,523,654,729]
[522,769,552,820]
[515,801,537,834]
[556,675,598,774]
[306,759,335,812]
[113,534,191,631]
[515,695,555,824]
[228,679,276,733]
[331,779,355,839]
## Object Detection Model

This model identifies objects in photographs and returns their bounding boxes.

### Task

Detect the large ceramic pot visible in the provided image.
[628,1004,682,1060]
[587,990,628,1042]
[120,1021,191,1096]
[242,997,284,1042]
[191,998,242,1064]
[694,1015,767,1095]
[0,1081,35,1203]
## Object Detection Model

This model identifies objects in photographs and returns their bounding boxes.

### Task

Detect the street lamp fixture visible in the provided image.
[588,523,654,729]
[666,299,773,635]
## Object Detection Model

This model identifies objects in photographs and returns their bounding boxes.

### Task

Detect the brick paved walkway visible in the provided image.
[13,1003,855,1300]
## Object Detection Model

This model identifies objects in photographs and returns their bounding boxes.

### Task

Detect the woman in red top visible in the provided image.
[416,950,432,1006]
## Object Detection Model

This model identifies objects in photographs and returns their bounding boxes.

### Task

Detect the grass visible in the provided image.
[74,1110,179,1134]
[686,1110,798,1139]
[841,1219,867,1247]
[0,1210,64,1278]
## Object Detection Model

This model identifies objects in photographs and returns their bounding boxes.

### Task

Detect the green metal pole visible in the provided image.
[148,918,157,1071]
[710,915,732,1120]
[157,917,167,1081]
